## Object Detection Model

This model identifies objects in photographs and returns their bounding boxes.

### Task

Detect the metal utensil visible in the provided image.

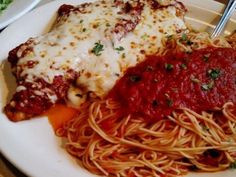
[211,0,236,38]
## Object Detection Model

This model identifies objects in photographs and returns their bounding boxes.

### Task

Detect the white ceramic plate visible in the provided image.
[0,0,236,177]
[0,0,41,29]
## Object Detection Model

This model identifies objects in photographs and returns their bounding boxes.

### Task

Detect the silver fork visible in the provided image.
[211,0,236,38]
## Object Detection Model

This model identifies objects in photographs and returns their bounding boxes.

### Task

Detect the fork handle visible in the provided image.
[211,0,236,38]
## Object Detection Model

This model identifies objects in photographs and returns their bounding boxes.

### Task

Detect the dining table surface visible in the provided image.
[0,0,231,177]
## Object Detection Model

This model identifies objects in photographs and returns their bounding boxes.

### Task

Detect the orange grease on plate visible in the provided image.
[45,104,77,131]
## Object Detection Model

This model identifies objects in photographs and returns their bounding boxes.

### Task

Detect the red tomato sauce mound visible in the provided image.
[108,47,236,120]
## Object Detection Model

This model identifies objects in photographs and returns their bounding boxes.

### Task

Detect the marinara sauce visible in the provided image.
[108,47,236,120]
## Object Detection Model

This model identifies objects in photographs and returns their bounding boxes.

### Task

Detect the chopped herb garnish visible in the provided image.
[190,75,200,83]
[201,84,209,91]
[167,99,173,107]
[202,54,210,62]
[106,23,111,27]
[129,75,141,82]
[179,33,193,45]
[202,125,209,132]
[115,46,124,51]
[165,63,174,71]
[82,28,87,32]
[208,81,214,89]
[91,41,104,56]
[141,34,148,40]
[180,63,187,70]
[115,73,120,77]
[208,69,220,80]
[201,81,214,91]
[121,53,126,58]
[180,33,188,41]
[186,50,192,54]
[166,35,173,40]
[230,161,236,169]
[79,19,83,23]
[203,56,209,62]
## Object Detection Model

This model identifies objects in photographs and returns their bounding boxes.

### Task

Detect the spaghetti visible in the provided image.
[57,100,236,177]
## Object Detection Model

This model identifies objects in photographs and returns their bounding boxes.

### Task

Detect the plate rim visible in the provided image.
[0,0,41,29]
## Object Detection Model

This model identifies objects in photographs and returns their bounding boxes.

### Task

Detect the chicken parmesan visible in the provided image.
[5,0,187,121]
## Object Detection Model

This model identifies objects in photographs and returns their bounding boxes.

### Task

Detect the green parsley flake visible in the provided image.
[91,41,104,56]
[179,33,192,45]
[166,35,173,40]
[208,69,221,80]
[181,33,188,41]
[190,75,200,83]
[230,161,236,169]
[121,53,126,58]
[180,63,187,69]
[201,125,209,132]
[0,0,13,14]
[141,34,148,40]
[165,63,174,71]
[115,46,124,51]
[167,99,173,107]
[185,50,192,54]
[202,54,210,62]
[201,81,214,91]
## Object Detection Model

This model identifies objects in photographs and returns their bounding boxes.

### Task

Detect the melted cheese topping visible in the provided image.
[15,0,187,105]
